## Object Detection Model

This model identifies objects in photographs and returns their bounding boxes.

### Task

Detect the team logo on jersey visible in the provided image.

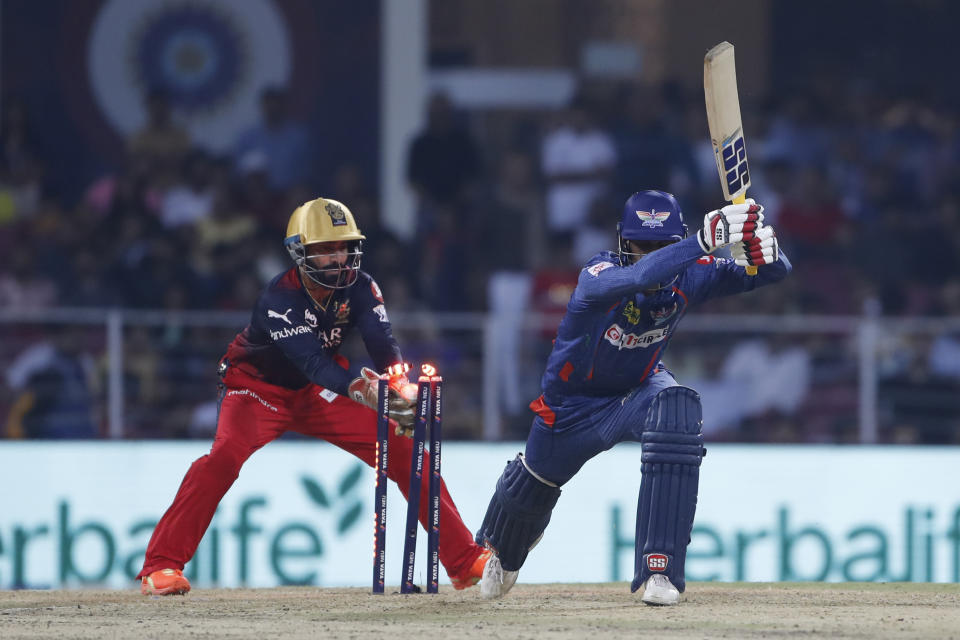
[650,302,678,325]
[604,324,668,350]
[587,261,614,277]
[268,308,293,325]
[326,201,347,226]
[696,255,715,265]
[622,301,643,325]
[636,209,671,228]
[371,280,384,302]
[335,302,351,324]
[304,308,318,327]
[373,304,388,323]
[645,553,669,572]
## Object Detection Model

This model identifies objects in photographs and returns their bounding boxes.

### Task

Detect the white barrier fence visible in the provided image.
[1,442,958,589]
[1,308,960,442]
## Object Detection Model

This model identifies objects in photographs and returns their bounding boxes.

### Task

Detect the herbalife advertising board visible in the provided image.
[1,443,959,589]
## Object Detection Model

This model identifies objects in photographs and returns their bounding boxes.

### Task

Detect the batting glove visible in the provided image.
[731,225,779,267]
[697,200,764,253]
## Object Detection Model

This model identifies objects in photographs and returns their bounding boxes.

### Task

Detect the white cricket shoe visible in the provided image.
[480,553,519,599]
[641,574,680,606]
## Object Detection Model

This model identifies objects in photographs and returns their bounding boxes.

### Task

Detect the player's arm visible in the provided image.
[575,201,762,307]
[573,237,705,306]
[259,295,355,395]
[351,279,417,434]
[692,226,792,303]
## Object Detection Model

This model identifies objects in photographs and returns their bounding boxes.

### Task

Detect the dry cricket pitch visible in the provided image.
[3,582,959,639]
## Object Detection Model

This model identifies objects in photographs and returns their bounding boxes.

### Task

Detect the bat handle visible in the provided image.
[732,194,758,276]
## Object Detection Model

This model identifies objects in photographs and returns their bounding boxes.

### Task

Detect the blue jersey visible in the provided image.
[223,267,402,394]
[538,236,791,410]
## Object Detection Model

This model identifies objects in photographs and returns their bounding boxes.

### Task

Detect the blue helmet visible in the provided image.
[617,191,688,285]
[617,190,687,244]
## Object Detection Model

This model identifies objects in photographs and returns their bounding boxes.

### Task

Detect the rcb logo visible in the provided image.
[326,202,347,226]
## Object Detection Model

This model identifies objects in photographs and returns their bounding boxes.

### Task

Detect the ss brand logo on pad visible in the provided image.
[646,553,668,572]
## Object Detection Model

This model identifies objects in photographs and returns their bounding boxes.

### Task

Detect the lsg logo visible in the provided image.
[646,553,669,572]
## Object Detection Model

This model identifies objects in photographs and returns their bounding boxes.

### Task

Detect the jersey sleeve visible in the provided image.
[684,250,793,306]
[571,237,706,308]
[256,290,354,395]
[355,277,404,372]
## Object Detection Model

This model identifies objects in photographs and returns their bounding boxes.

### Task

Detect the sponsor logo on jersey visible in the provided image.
[623,301,643,325]
[650,302,678,325]
[645,553,669,572]
[318,327,343,348]
[372,304,388,323]
[604,323,668,349]
[270,325,312,341]
[304,308,318,327]
[226,388,279,412]
[586,261,614,277]
[696,255,715,265]
[371,279,383,302]
[334,301,350,325]
[268,308,293,325]
[637,209,671,228]
[326,201,347,226]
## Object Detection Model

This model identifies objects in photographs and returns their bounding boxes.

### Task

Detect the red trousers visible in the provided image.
[138,365,482,581]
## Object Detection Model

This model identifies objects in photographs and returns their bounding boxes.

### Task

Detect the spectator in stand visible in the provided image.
[541,95,615,237]
[233,86,312,191]
[610,84,697,207]
[4,329,97,439]
[127,89,191,172]
[0,97,44,224]
[0,245,57,310]
[159,150,216,229]
[406,91,481,234]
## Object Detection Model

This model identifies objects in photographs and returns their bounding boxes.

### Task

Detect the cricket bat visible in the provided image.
[704,41,757,275]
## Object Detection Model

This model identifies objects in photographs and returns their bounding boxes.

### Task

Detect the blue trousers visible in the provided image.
[524,370,678,486]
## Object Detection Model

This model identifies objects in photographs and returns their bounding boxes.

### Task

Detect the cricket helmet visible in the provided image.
[617,190,687,290]
[284,197,366,289]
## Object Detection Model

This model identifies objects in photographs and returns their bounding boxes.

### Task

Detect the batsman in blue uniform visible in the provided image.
[476,190,791,605]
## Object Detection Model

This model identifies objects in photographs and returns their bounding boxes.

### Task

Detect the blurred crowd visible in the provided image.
[2,78,959,443]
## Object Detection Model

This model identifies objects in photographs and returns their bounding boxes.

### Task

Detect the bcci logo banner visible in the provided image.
[86,0,295,151]
[720,130,750,196]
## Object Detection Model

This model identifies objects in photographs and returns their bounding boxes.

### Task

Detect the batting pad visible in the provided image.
[631,386,704,594]
[476,454,561,572]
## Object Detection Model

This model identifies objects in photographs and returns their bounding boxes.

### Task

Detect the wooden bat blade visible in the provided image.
[704,41,757,275]
[704,41,751,203]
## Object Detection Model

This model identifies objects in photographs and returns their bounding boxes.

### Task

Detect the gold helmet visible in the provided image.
[284,197,366,289]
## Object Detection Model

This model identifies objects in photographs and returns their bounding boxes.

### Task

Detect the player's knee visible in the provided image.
[642,386,704,466]
[475,454,561,571]
[204,446,247,479]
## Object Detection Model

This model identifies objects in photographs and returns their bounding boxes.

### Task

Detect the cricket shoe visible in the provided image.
[641,574,679,606]
[141,569,191,596]
[480,553,519,600]
[450,548,493,590]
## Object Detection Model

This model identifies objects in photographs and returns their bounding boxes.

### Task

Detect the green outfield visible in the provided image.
[2,582,958,639]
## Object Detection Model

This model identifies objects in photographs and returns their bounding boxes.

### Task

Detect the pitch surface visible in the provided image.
[2,583,958,639]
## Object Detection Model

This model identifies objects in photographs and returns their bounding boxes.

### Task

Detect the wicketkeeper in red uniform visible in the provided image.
[138,197,490,595]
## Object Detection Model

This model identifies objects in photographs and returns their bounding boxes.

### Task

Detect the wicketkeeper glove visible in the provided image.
[347,367,417,436]
[697,200,764,253]
[730,225,779,267]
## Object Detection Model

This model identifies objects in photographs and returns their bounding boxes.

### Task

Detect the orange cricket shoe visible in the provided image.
[141,568,191,596]
[450,548,492,590]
